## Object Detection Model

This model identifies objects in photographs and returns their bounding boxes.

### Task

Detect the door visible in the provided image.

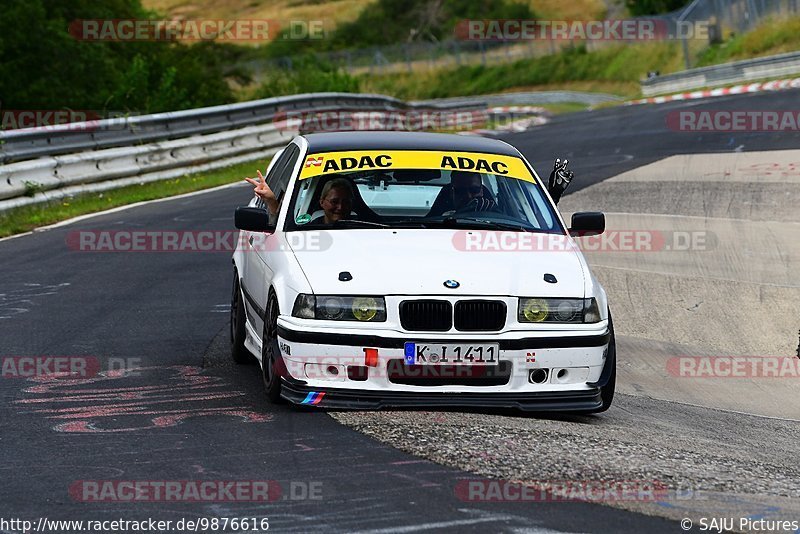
[240,145,291,336]
[246,143,301,338]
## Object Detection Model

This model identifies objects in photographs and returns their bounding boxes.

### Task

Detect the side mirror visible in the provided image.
[569,212,605,237]
[235,206,275,233]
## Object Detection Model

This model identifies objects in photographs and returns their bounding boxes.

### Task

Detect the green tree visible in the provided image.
[263,0,535,56]
[330,0,534,48]
[0,0,235,117]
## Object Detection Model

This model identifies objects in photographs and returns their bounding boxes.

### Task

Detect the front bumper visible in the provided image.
[275,320,613,410]
[281,379,604,411]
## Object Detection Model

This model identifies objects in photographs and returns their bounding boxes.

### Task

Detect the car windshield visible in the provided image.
[285,160,563,233]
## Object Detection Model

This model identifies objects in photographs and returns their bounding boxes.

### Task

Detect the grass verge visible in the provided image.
[360,41,684,100]
[336,16,800,101]
[0,159,265,239]
[697,16,800,67]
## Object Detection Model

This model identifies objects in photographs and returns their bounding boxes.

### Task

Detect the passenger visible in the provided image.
[246,170,355,225]
[311,178,354,225]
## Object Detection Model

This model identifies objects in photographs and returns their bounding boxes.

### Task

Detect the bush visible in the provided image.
[363,41,683,100]
[254,55,360,98]
[263,0,535,56]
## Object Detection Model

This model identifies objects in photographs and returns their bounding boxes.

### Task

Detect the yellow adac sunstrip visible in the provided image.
[299,150,536,183]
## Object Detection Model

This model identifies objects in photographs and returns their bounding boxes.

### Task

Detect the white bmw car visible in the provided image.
[231,131,615,412]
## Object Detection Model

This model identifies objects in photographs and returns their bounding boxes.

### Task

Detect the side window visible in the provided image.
[255,144,299,219]
[251,147,289,211]
[265,147,292,192]
[271,145,300,205]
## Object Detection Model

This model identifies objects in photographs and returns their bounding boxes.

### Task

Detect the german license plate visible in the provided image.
[403,342,499,365]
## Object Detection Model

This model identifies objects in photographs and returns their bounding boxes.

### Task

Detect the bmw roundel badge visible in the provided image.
[443,279,460,289]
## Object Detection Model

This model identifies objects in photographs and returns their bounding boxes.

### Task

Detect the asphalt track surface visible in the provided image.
[2,88,799,533]
[510,88,800,186]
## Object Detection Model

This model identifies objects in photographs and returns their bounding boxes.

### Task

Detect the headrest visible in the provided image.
[450,170,482,182]
[391,169,442,182]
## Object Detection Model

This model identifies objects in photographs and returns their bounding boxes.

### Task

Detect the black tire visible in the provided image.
[230,272,253,364]
[577,317,616,414]
[261,293,284,403]
[595,342,616,413]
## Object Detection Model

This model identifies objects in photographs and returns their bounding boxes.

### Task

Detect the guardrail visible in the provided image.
[2,89,602,213]
[414,91,621,107]
[0,92,484,165]
[0,123,294,211]
[641,51,800,96]
[0,92,489,212]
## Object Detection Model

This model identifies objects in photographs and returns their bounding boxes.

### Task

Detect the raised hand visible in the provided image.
[244,169,278,214]
[548,158,574,204]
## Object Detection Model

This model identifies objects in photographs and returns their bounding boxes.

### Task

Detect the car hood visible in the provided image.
[290,230,586,297]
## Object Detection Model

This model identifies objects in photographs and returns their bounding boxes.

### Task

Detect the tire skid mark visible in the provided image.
[0,282,70,319]
[13,365,271,433]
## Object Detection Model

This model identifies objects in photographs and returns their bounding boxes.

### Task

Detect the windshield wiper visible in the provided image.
[382,218,431,228]
[436,216,535,232]
[329,219,390,229]
[320,217,536,232]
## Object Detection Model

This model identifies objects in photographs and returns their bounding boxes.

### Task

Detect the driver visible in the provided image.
[437,171,497,216]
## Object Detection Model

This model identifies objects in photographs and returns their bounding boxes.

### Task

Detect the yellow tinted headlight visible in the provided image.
[291,295,387,322]
[352,297,379,321]
[521,298,549,322]
[518,297,601,323]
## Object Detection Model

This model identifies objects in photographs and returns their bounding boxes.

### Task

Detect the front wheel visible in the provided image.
[261,293,284,403]
[596,343,616,412]
[578,317,616,414]
[231,273,253,364]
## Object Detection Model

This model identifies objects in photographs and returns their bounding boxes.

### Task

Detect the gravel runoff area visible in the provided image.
[331,395,800,532]
[329,148,800,532]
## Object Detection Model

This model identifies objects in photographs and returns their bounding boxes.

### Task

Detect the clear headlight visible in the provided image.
[291,294,315,319]
[518,297,601,324]
[292,294,386,322]
[318,296,346,320]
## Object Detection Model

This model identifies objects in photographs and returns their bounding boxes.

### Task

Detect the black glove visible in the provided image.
[458,197,497,213]
[548,158,574,204]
